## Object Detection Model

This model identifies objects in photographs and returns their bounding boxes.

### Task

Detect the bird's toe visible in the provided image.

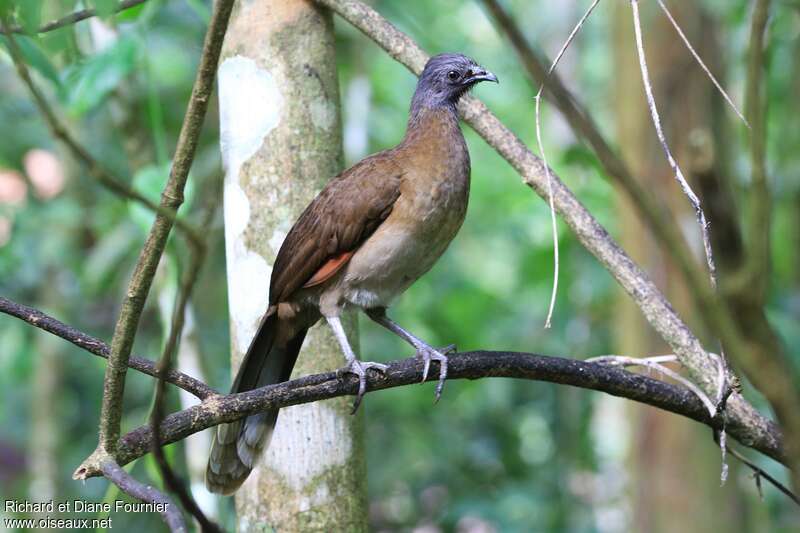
[339,359,387,414]
[415,345,450,400]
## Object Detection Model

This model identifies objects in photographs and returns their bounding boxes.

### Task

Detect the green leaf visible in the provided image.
[90,0,119,18]
[15,0,41,34]
[0,34,61,87]
[116,2,147,22]
[59,35,138,116]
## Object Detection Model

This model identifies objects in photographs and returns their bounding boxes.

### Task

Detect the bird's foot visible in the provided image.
[417,343,453,402]
[338,359,389,414]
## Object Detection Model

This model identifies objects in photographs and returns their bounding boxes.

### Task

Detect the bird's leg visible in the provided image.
[325,315,388,413]
[365,308,454,401]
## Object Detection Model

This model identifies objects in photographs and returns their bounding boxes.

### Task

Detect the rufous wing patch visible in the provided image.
[302,251,354,288]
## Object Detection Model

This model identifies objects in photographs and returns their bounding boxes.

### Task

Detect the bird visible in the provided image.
[206,53,498,494]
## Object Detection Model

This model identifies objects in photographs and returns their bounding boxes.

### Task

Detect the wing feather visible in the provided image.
[269,152,403,303]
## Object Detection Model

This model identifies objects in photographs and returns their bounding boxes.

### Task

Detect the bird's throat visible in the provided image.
[404,104,462,147]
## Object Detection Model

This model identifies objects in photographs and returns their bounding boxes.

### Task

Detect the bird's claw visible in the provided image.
[338,359,388,414]
[417,344,450,402]
[438,343,457,355]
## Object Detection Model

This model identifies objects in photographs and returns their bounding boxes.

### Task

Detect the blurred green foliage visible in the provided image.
[0,1,798,532]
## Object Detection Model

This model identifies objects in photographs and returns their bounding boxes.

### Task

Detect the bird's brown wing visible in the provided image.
[269,152,404,304]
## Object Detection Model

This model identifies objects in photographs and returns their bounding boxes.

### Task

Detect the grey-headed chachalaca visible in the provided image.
[206,53,498,494]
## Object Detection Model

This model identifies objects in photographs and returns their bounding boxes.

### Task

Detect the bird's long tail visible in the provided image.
[205,311,307,494]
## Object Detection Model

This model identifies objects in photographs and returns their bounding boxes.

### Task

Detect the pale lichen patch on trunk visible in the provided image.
[219,55,283,355]
[218,55,283,172]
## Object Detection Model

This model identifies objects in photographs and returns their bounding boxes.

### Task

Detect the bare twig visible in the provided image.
[0,296,216,399]
[591,352,735,482]
[2,0,148,35]
[74,0,234,473]
[587,355,717,417]
[313,0,780,463]
[726,446,800,507]
[656,0,749,127]
[534,0,602,328]
[593,354,799,491]
[149,190,221,533]
[73,350,787,479]
[590,354,679,365]
[100,460,187,532]
[630,0,718,288]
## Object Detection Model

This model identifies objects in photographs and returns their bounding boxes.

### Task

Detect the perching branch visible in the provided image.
[73,351,787,476]
[5,293,787,467]
[314,0,781,468]
[2,0,148,35]
[4,294,792,503]
[0,296,216,399]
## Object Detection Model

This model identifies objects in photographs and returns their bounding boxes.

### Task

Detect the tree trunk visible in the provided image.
[218,0,367,530]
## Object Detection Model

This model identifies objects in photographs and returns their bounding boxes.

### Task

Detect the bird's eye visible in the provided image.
[447,70,460,81]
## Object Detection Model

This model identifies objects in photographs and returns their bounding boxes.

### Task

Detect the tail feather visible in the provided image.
[205,312,306,494]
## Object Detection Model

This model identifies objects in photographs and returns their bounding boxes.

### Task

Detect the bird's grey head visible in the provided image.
[410,53,498,114]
